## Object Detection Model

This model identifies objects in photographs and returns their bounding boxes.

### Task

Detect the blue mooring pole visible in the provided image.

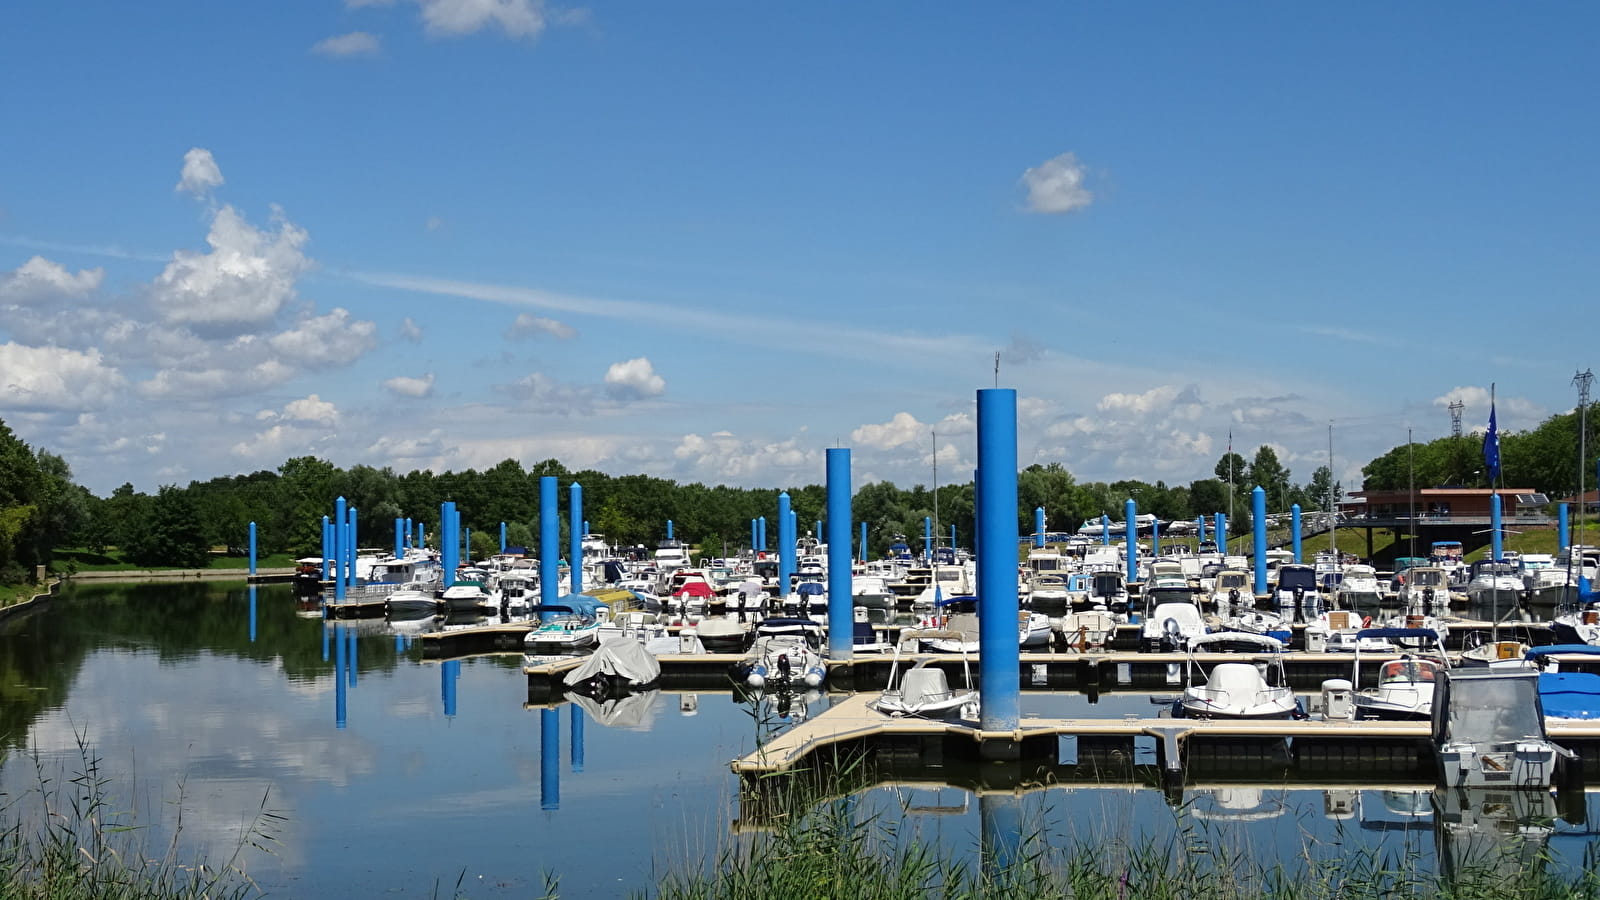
[667,519,674,541]
[441,501,457,586]
[1291,503,1302,563]
[750,519,757,552]
[500,521,507,553]
[541,707,559,810]
[1101,514,1110,546]
[1560,503,1570,550]
[1252,487,1268,595]
[778,492,794,600]
[404,517,412,550]
[860,521,868,562]
[346,506,357,590]
[816,520,822,543]
[1198,516,1207,543]
[541,477,559,608]
[393,518,403,560]
[1216,513,1226,552]
[1034,507,1045,547]
[976,388,1019,736]
[758,516,767,552]
[1491,494,1503,563]
[924,516,933,561]
[826,449,853,659]
[1150,517,1160,556]
[333,497,347,601]
[248,521,257,576]
[570,482,583,594]
[1124,499,1137,582]
[463,527,471,562]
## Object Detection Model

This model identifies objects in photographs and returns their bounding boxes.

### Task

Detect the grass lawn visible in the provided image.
[51,547,299,572]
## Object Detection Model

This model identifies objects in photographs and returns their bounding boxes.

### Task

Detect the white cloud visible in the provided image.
[425,216,444,232]
[176,148,224,197]
[1432,386,1542,431]
[672,432,816,480]
[150,204,311,334]
[503,371,593,413]
[507,312,576,340]
[851,412,925,450]
[399,317,423,342]
[312,31,381,57]
[603,357,665,399]
[418,0,555,39]
[0,256,104,304]
[383,373,435,398]
[267,308,379,366]
[1020,152,1093,214]
[282,394,340,426]
[0,343,125,410]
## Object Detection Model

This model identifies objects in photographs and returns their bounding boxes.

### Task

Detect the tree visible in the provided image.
[123,485,210,568]
[1305,466,1341,510]
[1214,451,1248,487]
[1247,446,1292,513]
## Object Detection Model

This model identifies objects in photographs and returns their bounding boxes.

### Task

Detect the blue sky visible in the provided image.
[2,2,1596,497]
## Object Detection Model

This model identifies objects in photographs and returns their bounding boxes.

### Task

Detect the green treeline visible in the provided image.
[0,402,1593,578]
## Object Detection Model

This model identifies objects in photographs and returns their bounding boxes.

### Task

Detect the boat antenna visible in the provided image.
[994,351,1001,388]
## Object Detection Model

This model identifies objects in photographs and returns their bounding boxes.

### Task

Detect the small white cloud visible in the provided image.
[176,148,225,197]
[282,394,340,426]
[603,357,665,399]
[383,373,435,398]
[268,308,379,366]
[506,312,576,341]
[150,203,311,334]
[418,0,555,39]
[851,412,925,450]
[425,216,444,232]
[0,343,125,411]
[312,31,381,57]
[399,317,423,342]
[1020,152,1093,214]
[0,256,104,304]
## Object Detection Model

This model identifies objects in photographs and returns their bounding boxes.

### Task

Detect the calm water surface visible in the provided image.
[3,582,1597,897]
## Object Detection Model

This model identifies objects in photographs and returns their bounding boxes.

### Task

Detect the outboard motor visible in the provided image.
[777,652,792,683]
[1228,587,1241,609]
[1163,617,1183,652]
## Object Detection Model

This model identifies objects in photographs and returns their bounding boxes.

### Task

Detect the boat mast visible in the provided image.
[1328,422,1336,564]
[1577,369,1592,573]
[1407,427,1415,560]
[931,428,940,561]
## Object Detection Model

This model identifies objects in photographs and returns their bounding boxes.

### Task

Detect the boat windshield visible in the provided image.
[1380,660,1437,684]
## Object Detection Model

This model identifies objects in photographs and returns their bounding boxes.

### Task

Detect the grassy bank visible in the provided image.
[49,548,298,573]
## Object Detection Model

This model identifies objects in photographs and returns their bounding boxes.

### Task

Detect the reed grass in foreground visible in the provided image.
[642,771,1600,900]
[0,735,279,900]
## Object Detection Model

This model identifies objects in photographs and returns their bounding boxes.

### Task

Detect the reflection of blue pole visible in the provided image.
[322,516,332,581]
[1252,487,1268,595]
[442,659,458,717]
[570,482,583,594]
[1491,494,1503,563]
[1560,503,1570,550]
[1101,514,1110,546]
[395,633,404,653]
[347,627,358,688]
[977,389,1019,733]
[541,477,559,607]
[860,521,868,562]
[924,516,932,561]
[541,707,560,810]
[334,624,347,729]
[248,521,257,576]
[1035,507,1045,547]
[1291,503,1302,563]
[979,792,1023,878]
[778,493,794,599]
[1125,499,1137,581]
[248,585,257,643]
[321,622,330,661]
[334,497,347,600]
[826,449,853,658]
[571,704,585,773]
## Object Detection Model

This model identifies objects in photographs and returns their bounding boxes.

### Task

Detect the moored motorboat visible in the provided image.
[1175,632,1302,719]
[1351,628,1448,720]
[732,618,827,690]
[524,596,611,653]
[871,630,978,719]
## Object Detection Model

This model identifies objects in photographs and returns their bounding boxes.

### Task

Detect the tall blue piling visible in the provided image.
[778,493,794,599]
[1291,504,1302,563]
[976,389,1019,735]
[334,623,347,729]
[1216,513,1226,552]
[750,519,757,552]
[666,519,674,541]
[333,497,347,601]
[1198,516,1207,543]
[347,626,358,688]
[1124,499,1137,582]
[860,521,868,562]
[248,521,257,576]
[571,705,585,773]
[1491,494,1503,562]
[1150,517,1159,555]
[1035,507,1045,547]
[541,707,560,810]
[1101,514,1110,546]
[1560,503,1571,550]
[441,501,458,586]
[393,518,404,560]
[584,519,589,536]
[415,521,423,549]
[321,516,331,581]
[816,520,822,543]
[500,521,507,553]
[1252,487,1268,595]
[541,477,559,606]
[248,585,257,643]
[758,516,767,552]
[950,524,956,551]
[346,506,357,589]
[570,482,583,594]
[826,449,853,659]
[405,517,413,550]
[464,527,471,561]
[924,516,933,561]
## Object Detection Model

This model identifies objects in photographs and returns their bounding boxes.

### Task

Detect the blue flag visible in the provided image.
[1482,395,1501,483]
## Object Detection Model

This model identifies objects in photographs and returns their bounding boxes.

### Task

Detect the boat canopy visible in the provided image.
[1526,644,1600,659]
[1190,631,1284,652]
[934,595,979,610]
[797,582,826,597]
[1538,672,1600,720]
[672,581,716,598]
[532,595,609,618]
[1355,628,1443,641]
[1277,566,1318,591]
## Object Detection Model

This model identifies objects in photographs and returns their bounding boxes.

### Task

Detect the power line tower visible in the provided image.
[1448,400,1465,439]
